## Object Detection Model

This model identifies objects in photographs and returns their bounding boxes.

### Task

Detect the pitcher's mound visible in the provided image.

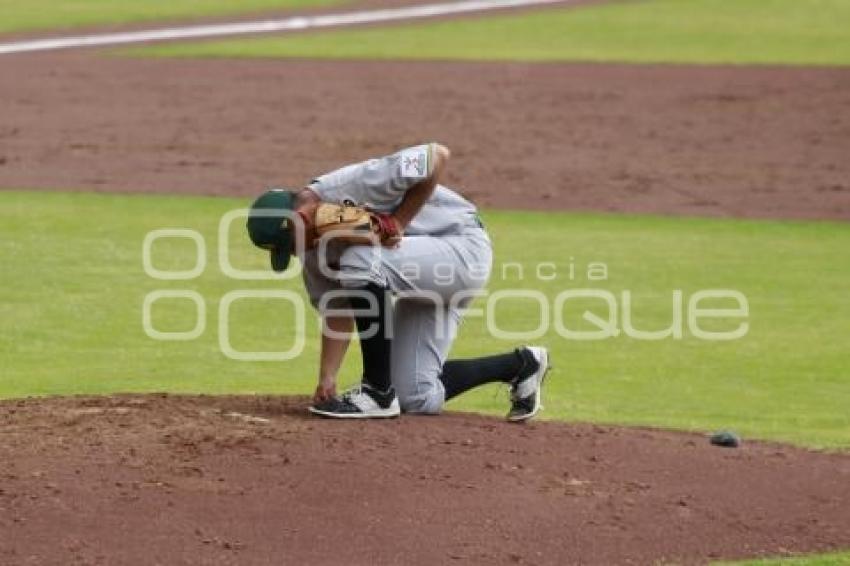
[1,394,848,565]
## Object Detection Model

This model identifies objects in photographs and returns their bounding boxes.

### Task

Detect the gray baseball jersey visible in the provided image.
[307,143,481,236]
[301,143,493,414]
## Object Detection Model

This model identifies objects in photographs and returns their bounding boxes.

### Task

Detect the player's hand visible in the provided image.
[313,378,337,403]
[373,213,403,248]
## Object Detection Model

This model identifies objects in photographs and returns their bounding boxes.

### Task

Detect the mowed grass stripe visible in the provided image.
[718,550,850,566]
[0,0,346,35]
[1,191,848,448]
[138,0,850,66]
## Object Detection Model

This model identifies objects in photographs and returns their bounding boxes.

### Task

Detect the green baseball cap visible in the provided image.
[246,189,297,272]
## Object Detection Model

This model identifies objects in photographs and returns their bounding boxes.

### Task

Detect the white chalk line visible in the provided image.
[0,0,568,55]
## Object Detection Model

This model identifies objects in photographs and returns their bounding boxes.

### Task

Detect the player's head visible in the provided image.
[246,188,321,271]
[246,188,298,272]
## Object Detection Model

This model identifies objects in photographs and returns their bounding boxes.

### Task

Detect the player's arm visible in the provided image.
[392,143,451,229]
[314,315,354,402]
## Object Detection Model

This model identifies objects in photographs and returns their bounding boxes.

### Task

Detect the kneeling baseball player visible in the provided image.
[247,143,550,420]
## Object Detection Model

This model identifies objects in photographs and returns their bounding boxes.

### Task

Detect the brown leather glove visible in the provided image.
[314,202,402,247]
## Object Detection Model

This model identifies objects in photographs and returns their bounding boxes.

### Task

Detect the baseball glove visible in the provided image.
[313,202,401,246]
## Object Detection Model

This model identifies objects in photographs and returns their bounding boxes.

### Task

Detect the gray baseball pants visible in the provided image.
[307,227,492,414]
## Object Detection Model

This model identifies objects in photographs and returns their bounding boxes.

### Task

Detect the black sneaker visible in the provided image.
[309,383,400,419]
[507,346,550,422]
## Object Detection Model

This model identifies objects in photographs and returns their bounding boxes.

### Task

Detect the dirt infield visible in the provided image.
[0,53,848,219]
[0,394,848,565]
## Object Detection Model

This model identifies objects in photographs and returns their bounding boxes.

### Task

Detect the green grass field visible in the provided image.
[138,0,850,66]
[720,552,850,566]
[2,190,847,451]
[0,0,344,35]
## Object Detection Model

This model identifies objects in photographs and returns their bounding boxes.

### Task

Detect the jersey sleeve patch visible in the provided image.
[399,146,430,179]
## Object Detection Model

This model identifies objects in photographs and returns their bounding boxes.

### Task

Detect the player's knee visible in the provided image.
[398,387,445,415]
